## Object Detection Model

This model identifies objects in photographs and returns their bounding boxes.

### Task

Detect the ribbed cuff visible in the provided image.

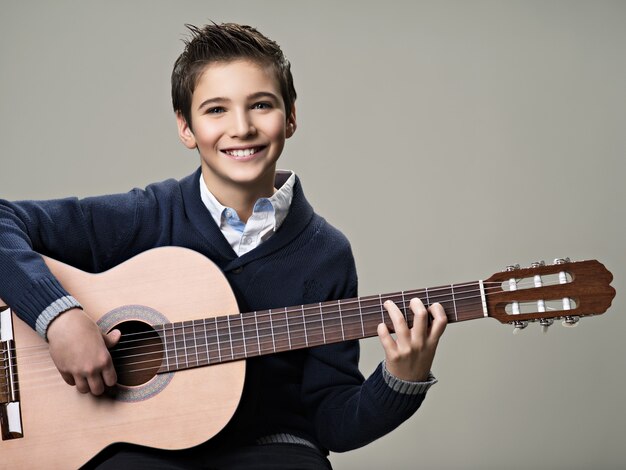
[256,433,318,450]
[381,361,437,395]
[35,295,83,339]
[13,277,82,339]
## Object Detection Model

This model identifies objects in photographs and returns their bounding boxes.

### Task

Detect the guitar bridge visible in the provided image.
[1,307,23,440]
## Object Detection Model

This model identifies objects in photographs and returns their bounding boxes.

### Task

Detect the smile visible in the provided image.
[221,146,266,158]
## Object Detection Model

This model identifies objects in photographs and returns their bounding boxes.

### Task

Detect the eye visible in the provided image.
[252,102,273,110]
[206,106,226,114]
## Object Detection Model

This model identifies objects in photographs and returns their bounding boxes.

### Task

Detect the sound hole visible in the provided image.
[110,321,163,387]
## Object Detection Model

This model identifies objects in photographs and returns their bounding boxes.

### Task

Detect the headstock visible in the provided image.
[484,258,615,331]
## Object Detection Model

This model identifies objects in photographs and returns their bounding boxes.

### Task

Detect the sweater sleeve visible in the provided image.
[300,242,436,452]
[0,192,141,336]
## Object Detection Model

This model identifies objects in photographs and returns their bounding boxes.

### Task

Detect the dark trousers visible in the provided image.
[85,443,333,470]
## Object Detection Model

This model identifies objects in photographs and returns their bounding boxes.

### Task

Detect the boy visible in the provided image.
[0,23,446,468]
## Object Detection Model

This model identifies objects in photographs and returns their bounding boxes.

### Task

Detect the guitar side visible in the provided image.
[1,247,245,469]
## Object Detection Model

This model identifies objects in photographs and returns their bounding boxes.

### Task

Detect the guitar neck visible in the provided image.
[155,281,485,372]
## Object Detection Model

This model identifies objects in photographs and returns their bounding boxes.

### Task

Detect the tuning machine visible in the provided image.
[512,320,528,334]
[562,316,580,328]
[539,318,554,333]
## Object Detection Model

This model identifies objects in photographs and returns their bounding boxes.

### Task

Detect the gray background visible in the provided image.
[1,1,624,469]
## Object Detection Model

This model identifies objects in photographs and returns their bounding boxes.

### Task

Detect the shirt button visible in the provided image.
[232,266,244,274]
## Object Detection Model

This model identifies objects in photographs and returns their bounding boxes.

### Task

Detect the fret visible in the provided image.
[401,291,408,324]
[319,303,326,344]
[339,298,367,341]
[255,310,273,355]
[204,317,218,364]
[357,294,385,337]
[241,312,259,357]
[320,300,342,343]
[451,281,484,322]
[191,320,201,366]
[283,306,306,350]
[294,302,326,347]
[450,284,459,322]
[268,308,289,352]
[269,309,276,352]
[284,307,292,350]
[240,315,247,358]
[425,286,430,307]
[357,296,365,337]
[301,305,309,347]
[382,292,408,331]
[338,300,345,341]
[214,317,222,363]
[197,318,209,366]
[182,320,198,368]
[160,324,172,371]
[429,285,455,323]
[173,322,186,369]
[181,322,189,368]
[227,315,234,360]
[254,311,261,354]
[228,315,246,360]
[378,294,384,324]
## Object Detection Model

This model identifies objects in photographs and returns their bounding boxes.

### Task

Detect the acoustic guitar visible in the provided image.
[0,247,615,468]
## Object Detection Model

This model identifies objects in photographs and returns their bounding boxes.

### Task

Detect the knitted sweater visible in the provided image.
[0,169,432,453]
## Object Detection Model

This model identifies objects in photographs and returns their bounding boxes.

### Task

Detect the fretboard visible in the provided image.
[155,281,486,373]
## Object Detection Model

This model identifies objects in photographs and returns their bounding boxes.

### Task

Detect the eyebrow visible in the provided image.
[197,92,280,111]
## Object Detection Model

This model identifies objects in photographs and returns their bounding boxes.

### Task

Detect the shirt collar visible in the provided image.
[199,170,296,231]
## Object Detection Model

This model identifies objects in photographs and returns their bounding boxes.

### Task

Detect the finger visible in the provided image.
[427,302,448,340]
[60,372,75,386]
[103,329,121,349]
[383,300,410,337]
[377,322,397,354]
[102,359,118,388]
[74,376,90,394]
[87,374,105,396]
[409,297,429,341]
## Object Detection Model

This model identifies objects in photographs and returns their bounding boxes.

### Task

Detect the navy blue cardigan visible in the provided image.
[0,169,429,452]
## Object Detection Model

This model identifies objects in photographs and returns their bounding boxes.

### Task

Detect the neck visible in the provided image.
[201,168,276,223]
[155,280,487,373]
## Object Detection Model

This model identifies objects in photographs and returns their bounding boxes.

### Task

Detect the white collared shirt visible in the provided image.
[199,170,295,256]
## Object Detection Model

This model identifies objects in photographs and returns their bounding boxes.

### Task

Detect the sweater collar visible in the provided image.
[180,168,315,269]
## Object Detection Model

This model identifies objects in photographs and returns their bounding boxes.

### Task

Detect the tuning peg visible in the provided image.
[562,316,580,328]
[512,321,528,334]
[554,257,571,265]
[505,264,520,272]
[539,318,554,334]
[531,261,546,268]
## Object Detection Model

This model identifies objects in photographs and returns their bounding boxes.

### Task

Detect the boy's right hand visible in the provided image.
[46,308,121,396]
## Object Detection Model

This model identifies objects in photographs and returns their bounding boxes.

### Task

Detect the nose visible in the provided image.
[230,109,256,138]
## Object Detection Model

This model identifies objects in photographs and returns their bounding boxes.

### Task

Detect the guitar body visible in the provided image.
[2,247,244,469]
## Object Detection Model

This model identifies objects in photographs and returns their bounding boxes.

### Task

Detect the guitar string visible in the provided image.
[6,295,576,394]
[4,291,575,386]
[1,276,552,360]
[1,280,518,364]
[1,281,498,362]
[6,302,575,395]
[1,278,574,374]
[2,287,488,381]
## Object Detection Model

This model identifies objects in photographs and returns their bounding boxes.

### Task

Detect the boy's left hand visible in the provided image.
[377,298,447,382]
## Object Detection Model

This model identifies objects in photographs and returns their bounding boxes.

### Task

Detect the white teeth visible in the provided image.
[225,148,259,157]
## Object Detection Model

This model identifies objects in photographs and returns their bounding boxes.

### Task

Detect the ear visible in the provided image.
[285,103,297,139]
[176,112,197,149]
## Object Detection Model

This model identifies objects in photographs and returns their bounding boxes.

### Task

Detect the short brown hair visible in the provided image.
[171,23,297,130]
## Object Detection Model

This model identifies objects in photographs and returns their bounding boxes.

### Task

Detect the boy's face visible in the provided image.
[177,60,296,196]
